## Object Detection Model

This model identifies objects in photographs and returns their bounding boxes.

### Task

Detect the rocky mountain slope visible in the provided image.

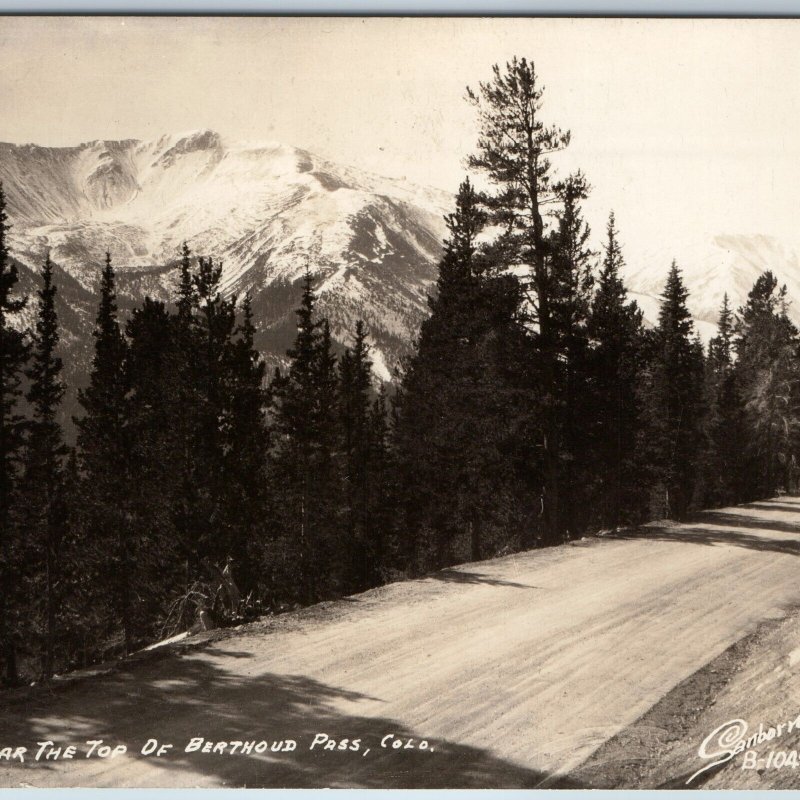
[0,130,451,382]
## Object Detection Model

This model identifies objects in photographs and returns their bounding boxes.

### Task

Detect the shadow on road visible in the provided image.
[696,511,800,537]
[740,501,800,514]
[617,525,800,556]
[429,569,535,589]
[0,647,580,788]
[612,497,800,556]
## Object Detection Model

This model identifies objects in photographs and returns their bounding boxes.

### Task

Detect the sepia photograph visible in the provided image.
[2,13,800,790]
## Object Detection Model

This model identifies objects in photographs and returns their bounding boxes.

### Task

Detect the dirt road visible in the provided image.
[4,497,800,788]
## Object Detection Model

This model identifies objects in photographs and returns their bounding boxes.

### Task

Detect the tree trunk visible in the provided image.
[3,640,17,686]
[45,539,55,678]
[0,509,17,686]
[470,516,482,562]
[121,511,133,655]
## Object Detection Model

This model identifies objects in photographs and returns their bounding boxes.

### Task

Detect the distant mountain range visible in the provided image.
[624,234,800,342]
[3,129,800,421]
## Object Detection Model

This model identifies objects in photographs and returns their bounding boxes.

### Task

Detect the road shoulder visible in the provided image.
[568,603,800,789]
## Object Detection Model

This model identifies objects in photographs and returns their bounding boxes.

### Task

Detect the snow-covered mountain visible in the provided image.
[0,129,451,380]
[4,128,800,396]
[623,235,800,342]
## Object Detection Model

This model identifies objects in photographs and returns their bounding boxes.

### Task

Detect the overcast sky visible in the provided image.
[2,16,800,264]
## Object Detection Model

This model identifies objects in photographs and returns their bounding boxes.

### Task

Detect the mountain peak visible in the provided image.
[159,128,223,154]
[0,132,451,378]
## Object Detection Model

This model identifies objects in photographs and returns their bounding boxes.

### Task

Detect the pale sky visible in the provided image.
[2,16,800,264]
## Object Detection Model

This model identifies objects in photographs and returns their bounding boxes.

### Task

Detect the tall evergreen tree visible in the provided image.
[171,243,203,585]
[0,183,30,684]
[75,252,134,652]
[338,320,373,592]
[703,294,746,506]
[268,273,319,602]
[177,241,196,323]
[642,261,706,519]
[709,294,734,369]
[393,179,524,570]
[268,272,341,603]
[365,383,392,586]
[191,256,237,569]
[586,213,646,528]
[548,175,595,536]
[221,292,269,594]
[20,254,68,678]
[125,298,185,635]
[310,318,342,591]
[466,58,584,544]
[734,272,800,497]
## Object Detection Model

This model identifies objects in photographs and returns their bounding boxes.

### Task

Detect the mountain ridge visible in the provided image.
[0,129,452,382]
[4,129,800,390]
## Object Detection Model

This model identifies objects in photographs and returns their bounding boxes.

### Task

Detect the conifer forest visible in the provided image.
[3,57,800,687]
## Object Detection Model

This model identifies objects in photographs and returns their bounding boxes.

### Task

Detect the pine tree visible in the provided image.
[0,183,30,684]
[642,261,706,519]
[125,298,185,636]
[20,254,68,677]
[709,293,734,369]
[221,292,269,594]
[734,273,800,498]
[75,252,134,652]
[268,271,341,603]
[310,319,342,592]
[466,58,582,544]
[365,383,392,586]
[338,320,373,592]
[586,213,646,528]
[171,242,203,584]
[703,294,746,506]
[547,175,595,536]
[177,241,195,323]
[393,179,524,570]
[268,272,319,602]
[191,255,237,569]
